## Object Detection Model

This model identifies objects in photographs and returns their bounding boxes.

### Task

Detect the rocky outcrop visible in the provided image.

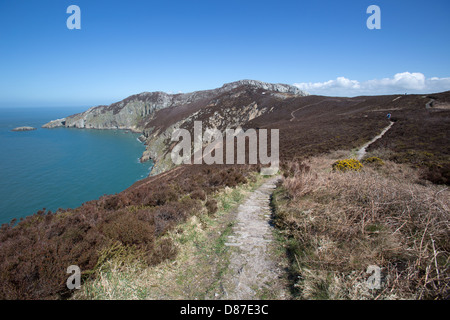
[42,80,308,175]
[42,80,307,130]
[42,119,66,128]
[220,80,305,95]
[12,126,36,132]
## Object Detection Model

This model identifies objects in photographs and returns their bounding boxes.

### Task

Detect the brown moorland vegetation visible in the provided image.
[1,84,449,299]
[0,164,254,299]
[367,92,450,185]
[273,156,449,299]
[145,86,449,184]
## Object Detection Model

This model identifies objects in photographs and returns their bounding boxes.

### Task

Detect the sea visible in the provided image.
[0,107,153,225]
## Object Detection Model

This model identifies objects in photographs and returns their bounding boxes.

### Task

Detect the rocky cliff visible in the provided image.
[43,80,306,131]
[43,80,308,175]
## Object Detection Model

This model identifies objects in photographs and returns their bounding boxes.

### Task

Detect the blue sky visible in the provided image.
[0,0,449,107]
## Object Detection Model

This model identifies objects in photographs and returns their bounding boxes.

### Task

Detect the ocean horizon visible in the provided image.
[0,107,153,224]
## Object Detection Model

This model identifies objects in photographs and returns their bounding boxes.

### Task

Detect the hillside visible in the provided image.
[44,81,450,179]
[1,80,449,299]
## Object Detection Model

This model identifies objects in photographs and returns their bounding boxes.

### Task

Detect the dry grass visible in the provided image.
[74,243,151,300]
[273,154,449,300]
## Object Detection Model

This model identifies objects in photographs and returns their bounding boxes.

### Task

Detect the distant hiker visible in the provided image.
[387,113,391,120]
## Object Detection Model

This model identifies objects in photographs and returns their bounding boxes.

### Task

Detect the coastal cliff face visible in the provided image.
[140,99,271,175]
[42,92,173,131]
[43,80,308,175]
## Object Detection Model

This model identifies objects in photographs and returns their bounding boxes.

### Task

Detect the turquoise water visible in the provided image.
[0,107,153,224]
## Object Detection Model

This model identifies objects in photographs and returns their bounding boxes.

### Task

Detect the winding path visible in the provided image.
[426,98,435,110]
[221,176,287,299]
[289,99,348,121]
[290,100,332,121]
[356,121,394,160]
[290,98,367,121]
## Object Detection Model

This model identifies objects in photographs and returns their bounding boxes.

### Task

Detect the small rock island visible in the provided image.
[12,126,37,132]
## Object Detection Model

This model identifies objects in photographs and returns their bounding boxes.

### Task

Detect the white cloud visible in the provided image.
[294,72,450,96]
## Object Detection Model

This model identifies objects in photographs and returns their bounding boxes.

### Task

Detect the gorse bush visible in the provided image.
[332,159,363,172]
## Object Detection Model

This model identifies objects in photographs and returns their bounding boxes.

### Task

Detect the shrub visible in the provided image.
[103,194,130,210]
[276,156,450,299]
[0,164,253,299]
[282,161,311,178]
[363,156,384,167]
[153,198,202,236]
[332,159,363,172]
[205,199,218,215]
[422,163,450,185]
[190,189,206,201]
[148,238,178,265]
[0,210,107,300]
[145,185,179,206]
[208,168,247,188]
[101,211,155,247]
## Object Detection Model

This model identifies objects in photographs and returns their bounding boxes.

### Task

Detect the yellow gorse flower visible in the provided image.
[332,159,363,171]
